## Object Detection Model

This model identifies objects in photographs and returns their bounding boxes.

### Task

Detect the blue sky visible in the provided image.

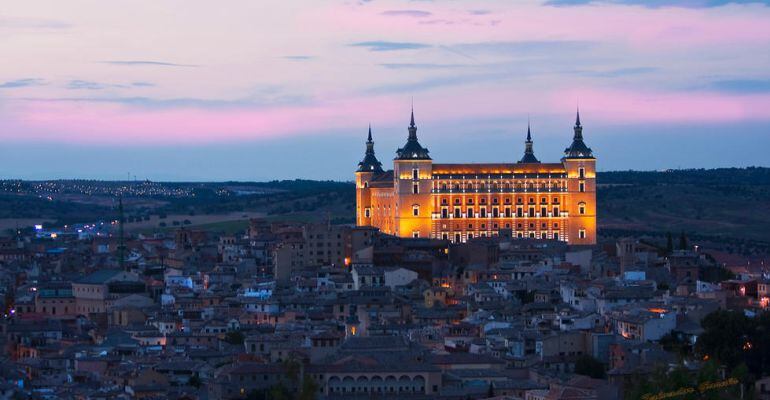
[0,0,769,180]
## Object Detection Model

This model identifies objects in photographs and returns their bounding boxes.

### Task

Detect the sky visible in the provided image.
[1,0,770,181]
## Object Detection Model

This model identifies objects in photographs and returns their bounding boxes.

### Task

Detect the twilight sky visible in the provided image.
[1,0,770,181]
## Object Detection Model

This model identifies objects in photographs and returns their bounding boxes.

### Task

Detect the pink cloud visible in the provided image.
[320,2,770,49]
[4,87,770,145]
[3,97,406,144]
[550,88,770,123]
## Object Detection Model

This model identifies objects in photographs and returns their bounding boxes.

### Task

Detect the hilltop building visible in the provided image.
[355,110,596,245]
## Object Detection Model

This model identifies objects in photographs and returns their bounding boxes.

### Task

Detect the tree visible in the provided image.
[696,310,753,370]
[679,231,688,250]
[268,383,291,400]
[298,375,319,400]
[666,231,674,254]
[188,374,202,388]
[224,331,245,345]
[574,354,606,379]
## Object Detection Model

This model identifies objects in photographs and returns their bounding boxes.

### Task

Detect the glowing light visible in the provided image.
[743,342,753,351]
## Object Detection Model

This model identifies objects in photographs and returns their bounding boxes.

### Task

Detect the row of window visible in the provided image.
[443,221,560,230]
[368,203,587,218]
[430,229,587,242]
[441,196,560,205]
[418,167,587,179]
[435,181,587,193]
[439,206,563,219]
[437,181,566,191]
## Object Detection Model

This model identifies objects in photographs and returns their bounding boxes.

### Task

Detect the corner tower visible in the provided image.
[393,108,433,238]
[562,110,596,245]
[355,125,383,227]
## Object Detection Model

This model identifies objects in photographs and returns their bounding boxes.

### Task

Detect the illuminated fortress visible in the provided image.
[355,109,596,245]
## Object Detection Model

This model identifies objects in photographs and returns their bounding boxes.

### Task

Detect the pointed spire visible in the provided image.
[519,121,540,164]
[573,107,583,140]
[564,108,593,158]
[358,125,383,173]
[396,102,431,160]
[575,107,581,127]
[407,104,418,141]
[526,120,532,142]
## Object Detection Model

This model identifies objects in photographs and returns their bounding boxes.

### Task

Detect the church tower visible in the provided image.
[562,110,597,245]
[355,125,383,227]
[393,108,433,238]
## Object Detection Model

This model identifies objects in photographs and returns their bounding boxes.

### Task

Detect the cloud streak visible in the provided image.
[100,60,197,67]
[544,0,770,8]
[0,78,45,89]
[350,41,431,51]
[380,10,432,17]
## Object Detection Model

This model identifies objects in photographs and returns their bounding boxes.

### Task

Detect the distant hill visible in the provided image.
[1,168,769,253]
[596,167,770,253]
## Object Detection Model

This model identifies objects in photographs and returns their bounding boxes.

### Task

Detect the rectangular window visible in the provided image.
[505,207,511,218]
[412,168,419,180]
[579,229,586,239]
[541,232,547,239]
[553,206,560,216]
[412,231,420,238]
[364,208,370,218]
[492,207,499,218]
[541,206,547,217]
[454,208,461,218]
[480,208,487,218]
[413,183,419,194]
[441,233,448,240]
[579,167,585,179]
[579,182,585,193]
[467,207,474,218]
[554,232,559,241]
[441,208,448,219]
[413,205,419,216]
[528,207,535,218]
[579,203,586,215]
[454,233,461,243]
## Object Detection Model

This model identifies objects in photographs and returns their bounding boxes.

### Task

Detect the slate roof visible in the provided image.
[75,269,123,284]
[563,110,594,159]
[396,109,431,160]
